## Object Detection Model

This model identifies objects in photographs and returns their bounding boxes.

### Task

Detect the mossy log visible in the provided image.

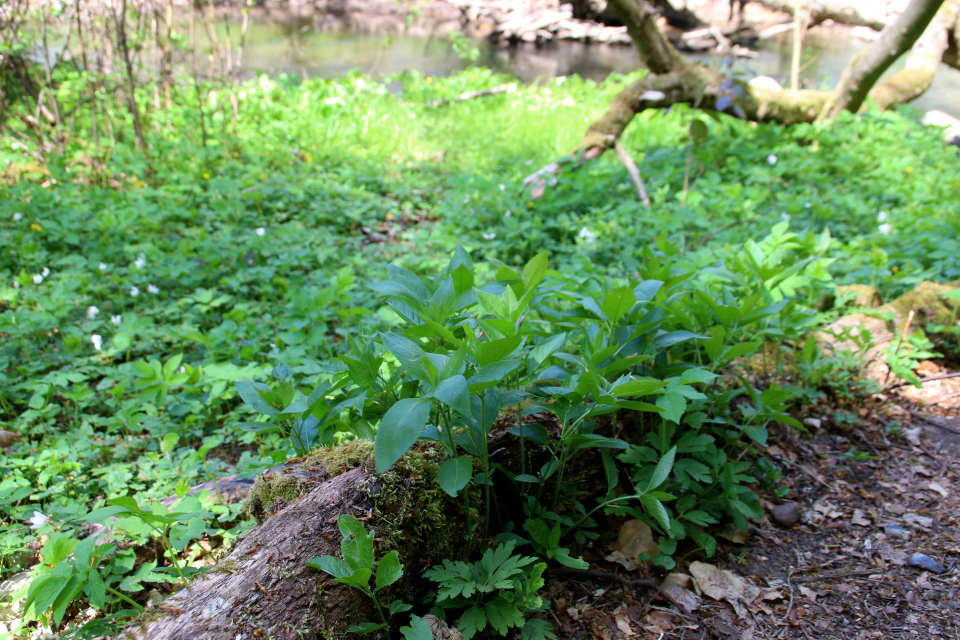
[120,442,477,640]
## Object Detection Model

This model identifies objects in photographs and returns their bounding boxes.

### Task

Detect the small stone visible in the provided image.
[908,553,946,574]
[803,417,822,429]
[771,503,802,528]
[885,524,912,540]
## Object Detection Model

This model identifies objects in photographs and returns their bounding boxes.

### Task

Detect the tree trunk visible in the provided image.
[825,0,946,118]
[571,0,949,161]
[120,442,478,640]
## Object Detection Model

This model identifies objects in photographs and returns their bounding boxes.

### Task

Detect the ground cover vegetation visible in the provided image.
[1,50,960,638]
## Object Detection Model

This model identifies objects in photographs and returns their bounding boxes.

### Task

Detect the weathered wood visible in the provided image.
[120,441,480,640]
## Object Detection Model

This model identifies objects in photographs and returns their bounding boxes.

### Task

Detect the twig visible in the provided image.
[613,140,651,206]
[549,566,692,615]
[906,409,960,436]
[783,567,795,621]
[885,371,960,391]
[790,569,879,584]
[428,83,517,107]
[699,216,760,245]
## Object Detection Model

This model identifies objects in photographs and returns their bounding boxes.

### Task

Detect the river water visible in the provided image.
[224,12,960,117]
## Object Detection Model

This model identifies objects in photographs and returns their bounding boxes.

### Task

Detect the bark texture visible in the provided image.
[120,443,475,640]
[825,0,947,117]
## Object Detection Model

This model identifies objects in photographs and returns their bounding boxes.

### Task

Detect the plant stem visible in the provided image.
[106,586,145,611]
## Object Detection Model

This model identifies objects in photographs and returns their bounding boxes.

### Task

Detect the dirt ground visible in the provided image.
[547,377,960,640]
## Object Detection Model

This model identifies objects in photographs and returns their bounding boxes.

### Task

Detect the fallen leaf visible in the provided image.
[799,586,817,602]
[851,509,871,526]
[689,562,760,616]
[718,522,748,544]
[0,430,19,446]
[928,482,949,498]
[661,573,701,613]
[606,520,660,571]
[612,605,634,636]
[877,542,908,565]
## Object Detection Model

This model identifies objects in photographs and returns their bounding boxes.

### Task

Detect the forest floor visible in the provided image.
[546,372,960,640]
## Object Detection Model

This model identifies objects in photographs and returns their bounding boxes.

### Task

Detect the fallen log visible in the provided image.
[120,441,478,640]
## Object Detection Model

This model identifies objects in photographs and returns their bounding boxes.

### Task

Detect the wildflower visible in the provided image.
[499,184,506,191]
[30,223,42,232]
[12,280,20,289]
[33,274,43,284]
[255,227,266,237]
[29,511,48,530]
[879,223,891,236]
[203,173,211,180]
[111,315,122,325]
[504,210,512,217]
[767,154,778,165]
[41,267,50,277]
[780,213,791,222]
[134,256,146,269]
[905,167,913,174]
[147,284,160,294]
[877,211,887,222]
[12,212,22,222]
[426,77,433,84]
[180,366,186,374]
[804,202,812,208]
[130,286,140,297]
[482,232,497,240]
[892,265,900,272]
[578,227,597,243]
[87,306,100,319]
[233,151,240,158]
[91,334,103,351]
[98,262,108,272]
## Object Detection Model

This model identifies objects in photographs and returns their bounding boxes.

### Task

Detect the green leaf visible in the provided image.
[610,378,666,398]
[655,391,686,424]
[522,252,549,289]
[522,618,557,640]
[601,286,635,323]
[639,494,671,531]
[338,568,373,590]
[468,360,521,393]
[716,341,762,363]
[84,571,106,609]
[647,446,676,492]
[475,334,522,368]
[458,606,487,640]
[438,457,473,497]
[400,615,433,640]
[25,575,70,618]
[382,333,436,385]
[375,551,404,591]
[553,550,589,569]
[485,596,525,635]
[349,622,387,634]
[390,600,413,616]
[307,555,353,579]
[433,374,472,416]
[375,398,433,473]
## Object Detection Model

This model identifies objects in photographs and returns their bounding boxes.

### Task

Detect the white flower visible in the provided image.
[87,306,100,319]
[578,227,596,243]
[504,210,511,217]
[12,280,20,289]
[98,262,108,272]
[129,286,140,297]
[879,223,891,236]
[91,334,103,351]
[269,343,276,349]
[134,256,146,269]
[41,267,50,277]
[767,154,778,165]
[111,315,122,325]
[33,274,43,284]
[804,202,812,208]
[482,232,497,240]
[255,227,266,237]
[12,212,22,222]
[780,213,791,222]
[180,366,186,374]
[499,184,506,191]
[29,511,48,530]
[147,284,159,294]
[877,211,887,222]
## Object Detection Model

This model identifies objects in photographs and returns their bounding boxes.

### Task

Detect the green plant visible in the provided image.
[423,541,554,640]
[306,514,410,637]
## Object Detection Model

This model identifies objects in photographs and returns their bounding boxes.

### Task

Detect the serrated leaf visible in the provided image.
[458,605,487,640]
[400,615,433,640]
[306,555,353,579]
[485,596,525,635]
[647,446,676,491]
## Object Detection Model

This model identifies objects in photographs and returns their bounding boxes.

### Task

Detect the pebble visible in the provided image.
[803,417,822,429]
[770,502,802,528]
[884,524,912,540]
[908,552,946,574]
